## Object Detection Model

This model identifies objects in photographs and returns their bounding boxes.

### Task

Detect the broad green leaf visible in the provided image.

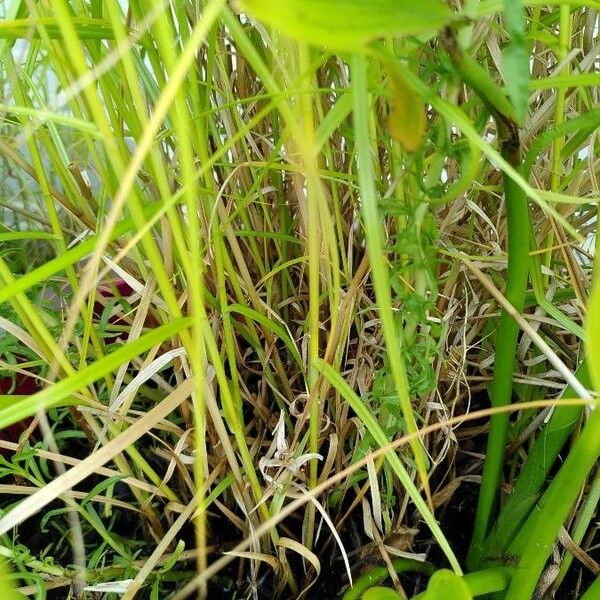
[411,568,512,599]
[505,406,600,600]
[586,282,600,392]
[342,559,435,600]
[361,587,403,600]
[502,0,529,124]
[239,0,455,50]
[0,559,25,600]
[581,576,600,600]
[460,568,513,596]
[388,69,426,152]
[425,570,472,600]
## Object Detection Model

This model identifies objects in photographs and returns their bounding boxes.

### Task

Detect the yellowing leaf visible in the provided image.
[239,0,455,50]
[387,69,426,152]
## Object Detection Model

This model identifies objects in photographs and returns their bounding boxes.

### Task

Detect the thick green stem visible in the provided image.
[440,27,530,565]
[341,559,435,600]
[469,151,530,562]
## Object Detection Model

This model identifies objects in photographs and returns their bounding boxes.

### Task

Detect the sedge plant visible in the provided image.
[0,1,598,599]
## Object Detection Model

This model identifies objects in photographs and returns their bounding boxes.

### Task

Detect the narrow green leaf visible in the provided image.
[502,0,529,124]
[0,394,78,411]
[586,282,600,391]
[315,92,353,151]
[0,103,102,136]
[482,362,590,560]
[505,407,600,599]
[239,0,455,49]
[529,73,600,90]
[81,475,124,506]
[0,18,117,40]
[352,52,434,525]
[523,109,600,177]
[225,303,303,372]
[0,231,58,243]
[0,210,151,306]
[0,318,191,430]
[317,359,462,574]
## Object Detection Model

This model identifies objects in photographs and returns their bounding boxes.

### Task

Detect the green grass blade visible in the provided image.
[0,212,144,305]
[0,103,101,136]
[0,17,118,40]
[225,303,304,372]
[0,318,191,430]
[317,359,461,573]
[351,52,433,508]
[0,232,58,242]
[585,282,600,391]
